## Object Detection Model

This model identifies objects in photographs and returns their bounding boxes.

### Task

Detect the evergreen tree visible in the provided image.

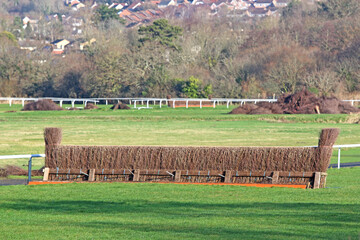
[138,19,183,50]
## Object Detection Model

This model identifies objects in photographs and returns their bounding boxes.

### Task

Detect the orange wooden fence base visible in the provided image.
[28,181,307,189]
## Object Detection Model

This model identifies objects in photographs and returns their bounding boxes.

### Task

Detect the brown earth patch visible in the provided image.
[84,103,98,110]
[5,165,27,175]
[230,89,360,114]
[111,102,130,110]
[22,100,63,111]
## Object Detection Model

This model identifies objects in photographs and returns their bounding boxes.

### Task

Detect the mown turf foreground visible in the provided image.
[0,167,359,239]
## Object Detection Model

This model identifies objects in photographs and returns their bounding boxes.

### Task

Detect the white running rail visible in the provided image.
[0,154,45,160]
[0,97,98,107]
[1,97,359,108]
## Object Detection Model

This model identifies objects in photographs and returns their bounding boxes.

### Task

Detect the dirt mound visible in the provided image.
[84,103,98,110]
[0,165,44,177]
[32,166,45,176]
[111,102,130,110]
[5,165,27,175]
[230,89,360,115]
[22,99,63,111]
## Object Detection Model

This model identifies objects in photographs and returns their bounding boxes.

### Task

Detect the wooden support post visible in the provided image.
[43,167,50,181]
[224,170,232,183]
[321,172,328,188]
[313,172,321,189]
[175,171,181,182]
[133,169,140,182]
[272,171,279,184]
[88,169,95,182]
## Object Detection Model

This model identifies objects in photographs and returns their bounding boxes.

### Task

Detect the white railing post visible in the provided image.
[71,101,75,108]
[159,100,162,108]
[134,100,137,108]
[227,101,230,108]
[147,100,149,108]
[186,100,188,109]
[200,100,202,109]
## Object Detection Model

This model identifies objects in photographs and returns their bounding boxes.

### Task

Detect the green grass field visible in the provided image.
[0,103,359,239]
[0,168,359,239]
[0,104,359,168]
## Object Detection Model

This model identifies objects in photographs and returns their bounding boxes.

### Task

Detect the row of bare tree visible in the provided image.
[0,0,359,98]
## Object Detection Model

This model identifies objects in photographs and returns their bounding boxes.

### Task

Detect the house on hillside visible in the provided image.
[253,0,272,8]
[67,0,80,6]
[72,3,85,10]
[234,0,251,10]
[51,39,71,54]
[109,3,128,10]
[177,0,190,5]
[122,9,164,27]
[273,0,288,7]
[210,0,231,11]
[158,0,177,8]
[128,0,143,10]
[80,38,96,50]
[267,4,279,15]
[119,9,132,18]
[22,16,38,30]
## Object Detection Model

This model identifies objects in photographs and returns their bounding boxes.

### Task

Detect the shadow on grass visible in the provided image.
[1,199,359,238]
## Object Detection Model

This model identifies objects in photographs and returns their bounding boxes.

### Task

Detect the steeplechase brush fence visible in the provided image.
[43,128,339,188]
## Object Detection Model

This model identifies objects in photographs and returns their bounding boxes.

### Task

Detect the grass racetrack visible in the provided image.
[0,103,359,239]
[1,104,359,168]
[0,168,359,239]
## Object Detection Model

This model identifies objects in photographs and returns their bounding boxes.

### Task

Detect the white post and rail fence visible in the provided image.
[1,97,359,109]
